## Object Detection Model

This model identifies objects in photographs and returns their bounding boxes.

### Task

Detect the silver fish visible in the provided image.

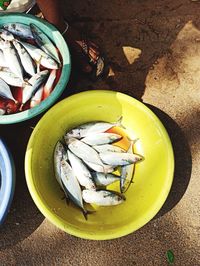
[99,151,143,166]
[82,189,125,206]
[65,116,124,139]
[66,137,106,172]
[83,160,114,174]
[30,23,61,64]
[3,23,34,39]
[120,141,136,193]
[13,40,36,77]
[0,49,8,67]
[28,70,49,86]
[93,144,126,153]
[0,70,24,87]
[81,132,122,146]
[43,69,56,99]
[67,150,96,190]
[3,41,24,80]
[0,78,16,102]
[22,70,49,104]
[54,141,68,189]
[20,41,59,70]
[92,172,121,186]
[0,29,14,41]
[30,84,43,108]
[60,159,89,219]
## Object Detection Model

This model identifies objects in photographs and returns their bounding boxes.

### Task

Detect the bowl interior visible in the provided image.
[0,139,15,225]
[0,13,71,124]
[25,90,174,240]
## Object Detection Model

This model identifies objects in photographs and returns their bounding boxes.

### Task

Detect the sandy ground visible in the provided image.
[0,0,200,265]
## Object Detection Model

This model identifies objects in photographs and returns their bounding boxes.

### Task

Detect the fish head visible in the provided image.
[64,136,77,145]
[48,56,59,69]
[0,29,14,41]
[2,24,9,30]
[89,183,96,191]
[3,23,16,31]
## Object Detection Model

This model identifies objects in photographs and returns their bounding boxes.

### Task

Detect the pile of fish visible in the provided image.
[0,22,62,115]
[54,118,143,219]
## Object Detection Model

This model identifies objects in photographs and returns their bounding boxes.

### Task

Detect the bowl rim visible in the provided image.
[0,138,15,225]
[0,13,71,124]
[25,90,174,240]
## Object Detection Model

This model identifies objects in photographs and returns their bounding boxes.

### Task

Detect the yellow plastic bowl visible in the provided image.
[25,90,174,240]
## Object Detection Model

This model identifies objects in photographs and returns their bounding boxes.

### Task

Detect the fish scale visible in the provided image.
[66,137,106,170]
[82,189,125,206]
[99,151,143,166]
[3,23,34,39]
[0,49,8,67]
[65,117,124,139]
[13,40,36,77]
[0,78,16,102]
[0,70,24,87]
[30,23,61,64]
[21,70,49,105]
[60,159,88,218]
[19,41,59,70]
[81,132,122,146]
[3,41,24,80]
[67,150,96,190]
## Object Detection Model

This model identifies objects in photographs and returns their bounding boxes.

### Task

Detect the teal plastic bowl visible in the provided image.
[0,13,71,124]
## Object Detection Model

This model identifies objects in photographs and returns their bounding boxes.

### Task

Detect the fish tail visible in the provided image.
[36,56,42,73]
[23,79,32,87]
[43,87,50,99]
[13,99,18,104]
[82,209,95,221]
[127,136,139,144]
[61,195,70,205]
[30,99,40,108]
[116,116,126,129]
[19,103,24,111]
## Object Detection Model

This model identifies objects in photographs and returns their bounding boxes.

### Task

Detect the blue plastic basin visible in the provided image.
[0,138,15,225]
